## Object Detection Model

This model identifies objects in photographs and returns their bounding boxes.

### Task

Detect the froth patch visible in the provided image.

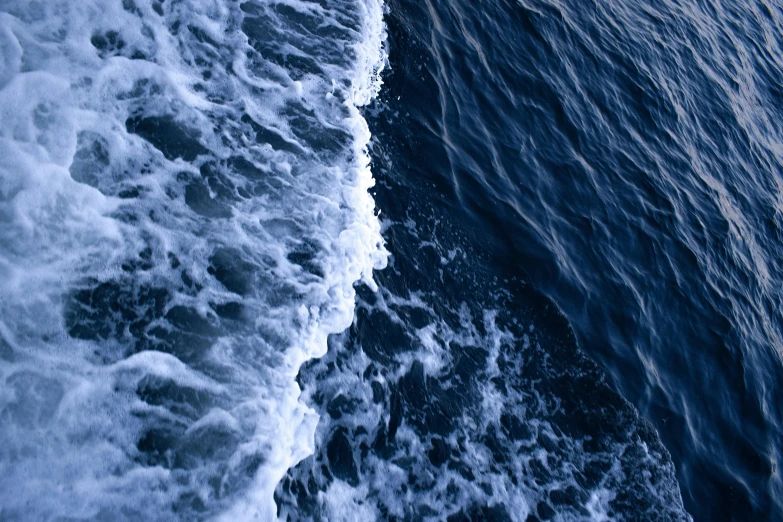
[0,21,22,89]
[0,0,388,518]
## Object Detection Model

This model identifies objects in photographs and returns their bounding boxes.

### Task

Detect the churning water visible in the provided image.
[2,0,783,521]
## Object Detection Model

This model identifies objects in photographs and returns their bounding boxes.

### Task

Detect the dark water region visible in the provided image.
[278,0,783,520]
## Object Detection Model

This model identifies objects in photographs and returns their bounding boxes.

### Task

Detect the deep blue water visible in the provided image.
[389,0,783,519]
[1,0,782,520]
[280,0,783,520]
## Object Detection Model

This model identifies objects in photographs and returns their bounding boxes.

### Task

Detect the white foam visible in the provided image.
[0,0,388,519]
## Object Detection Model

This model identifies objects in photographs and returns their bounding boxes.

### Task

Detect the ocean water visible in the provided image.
[1,0,782,521]
[0,0,386,519]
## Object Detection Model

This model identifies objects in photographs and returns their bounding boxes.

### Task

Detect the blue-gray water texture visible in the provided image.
[1,0,782,521]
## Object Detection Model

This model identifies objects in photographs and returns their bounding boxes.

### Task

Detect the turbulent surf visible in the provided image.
[0,0,386,519]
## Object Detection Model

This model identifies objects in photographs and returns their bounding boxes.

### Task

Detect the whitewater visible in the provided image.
[0,0,387,519]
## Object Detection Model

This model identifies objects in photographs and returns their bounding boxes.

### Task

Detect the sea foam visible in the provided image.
[0,0,387,519]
